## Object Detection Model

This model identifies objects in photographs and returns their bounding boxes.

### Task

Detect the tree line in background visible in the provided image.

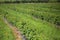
[0,0,60,3]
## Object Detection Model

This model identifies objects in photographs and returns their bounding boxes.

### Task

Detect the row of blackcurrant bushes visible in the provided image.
[30,12,60,26]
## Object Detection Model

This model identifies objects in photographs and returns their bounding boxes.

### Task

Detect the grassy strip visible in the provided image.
[0,15,15,40]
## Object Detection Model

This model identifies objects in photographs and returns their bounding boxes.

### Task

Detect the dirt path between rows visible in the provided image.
[3,17,26,40]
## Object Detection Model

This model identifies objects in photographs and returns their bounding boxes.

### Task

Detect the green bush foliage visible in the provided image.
[0,3,60,40]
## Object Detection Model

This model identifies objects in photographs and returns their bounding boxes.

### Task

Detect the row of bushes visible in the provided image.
[30,12,60,26]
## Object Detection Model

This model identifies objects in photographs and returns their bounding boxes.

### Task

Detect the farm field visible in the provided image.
[0,3,60,40]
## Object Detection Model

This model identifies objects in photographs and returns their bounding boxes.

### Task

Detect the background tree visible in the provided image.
[57,0,60,2]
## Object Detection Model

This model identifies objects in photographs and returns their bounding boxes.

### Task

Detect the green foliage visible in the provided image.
[0,3,60,40]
